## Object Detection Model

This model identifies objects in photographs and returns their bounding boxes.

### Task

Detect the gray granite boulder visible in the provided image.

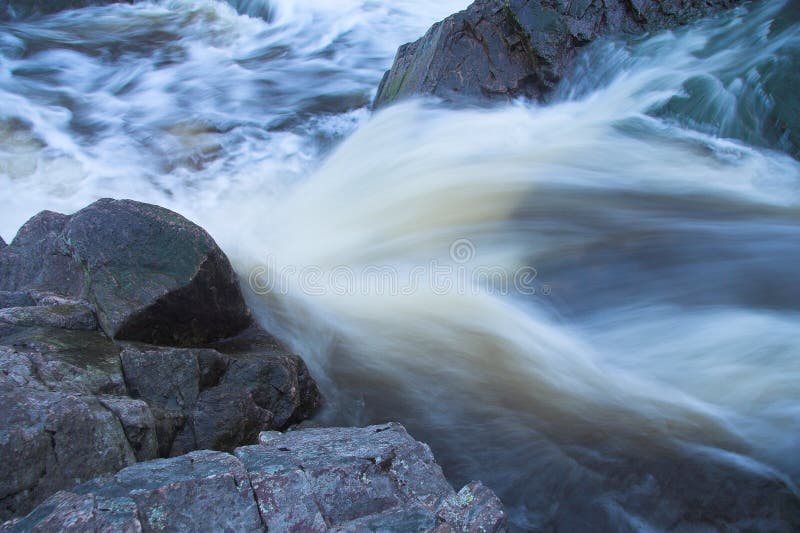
[2,424,507,532]
[67,199,252,346]
[0,199,252,346]
[374,0,743,108]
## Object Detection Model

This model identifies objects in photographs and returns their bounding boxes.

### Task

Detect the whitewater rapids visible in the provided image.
[1,0,799,530]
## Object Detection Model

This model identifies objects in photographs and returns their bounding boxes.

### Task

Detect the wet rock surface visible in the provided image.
[0,199,252,346]
[374,0,743,108]
[3,424,508,532]
[0,201,321,521]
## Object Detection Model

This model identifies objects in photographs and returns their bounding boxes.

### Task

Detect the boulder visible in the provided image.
[0,0,133,21]
[3,424,508,532]
[0,199,252,346]
[68,199,252,345]
[0,200,321,521]
[0,236,5,249]
[374,0,743,108]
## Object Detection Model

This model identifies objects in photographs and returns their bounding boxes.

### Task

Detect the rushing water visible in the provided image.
[2,0,800,531]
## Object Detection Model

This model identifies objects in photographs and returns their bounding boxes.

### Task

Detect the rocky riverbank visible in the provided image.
[2,424,506,532]
[374,0,744,108]
[0,199,506,531]
[0,199,320,520]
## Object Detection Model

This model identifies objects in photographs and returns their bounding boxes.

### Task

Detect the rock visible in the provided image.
[0,491,141,533]
[434,482,507,533]
[98,396,159,462]
[242,423,456,530]
[0,325,318,519]
[0,1,133,21]
[67,199,252,345]
[0,292,33,309]
[0,200,321,521]
[0,211,85,298]
[170,385,273,456]
[0,199,252,346]
[120,341,321,457]
[239,423,508,531]
[0,325,126,396]
[374,0,743,108]
[0,302,96,331]
[119,345,201,456]
[211,323,321,429]
[5,424,508,532]
[119,346,200,412]
[222,352,319,429]
[2,451,263,533]
[0,348,136,521]
[0,236,5,249]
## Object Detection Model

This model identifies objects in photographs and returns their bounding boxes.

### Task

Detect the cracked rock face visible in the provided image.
[0,324,319,520]
[0,200,321,521]
[373,0,743,108]
[2,424,508,533]
[0,346,136,521]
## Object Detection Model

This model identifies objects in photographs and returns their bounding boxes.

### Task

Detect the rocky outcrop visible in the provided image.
[0,201,321,521]
[374,0,743,108]
[0,0,132,21]
[0,324,319,520]
[2,424,508,532]
[0,199,252,346]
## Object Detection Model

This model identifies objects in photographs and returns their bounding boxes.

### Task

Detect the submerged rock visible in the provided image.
[0,0,133,21]
[2,424,508,532]
[374,0,743,108]
[0,199,252,346]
